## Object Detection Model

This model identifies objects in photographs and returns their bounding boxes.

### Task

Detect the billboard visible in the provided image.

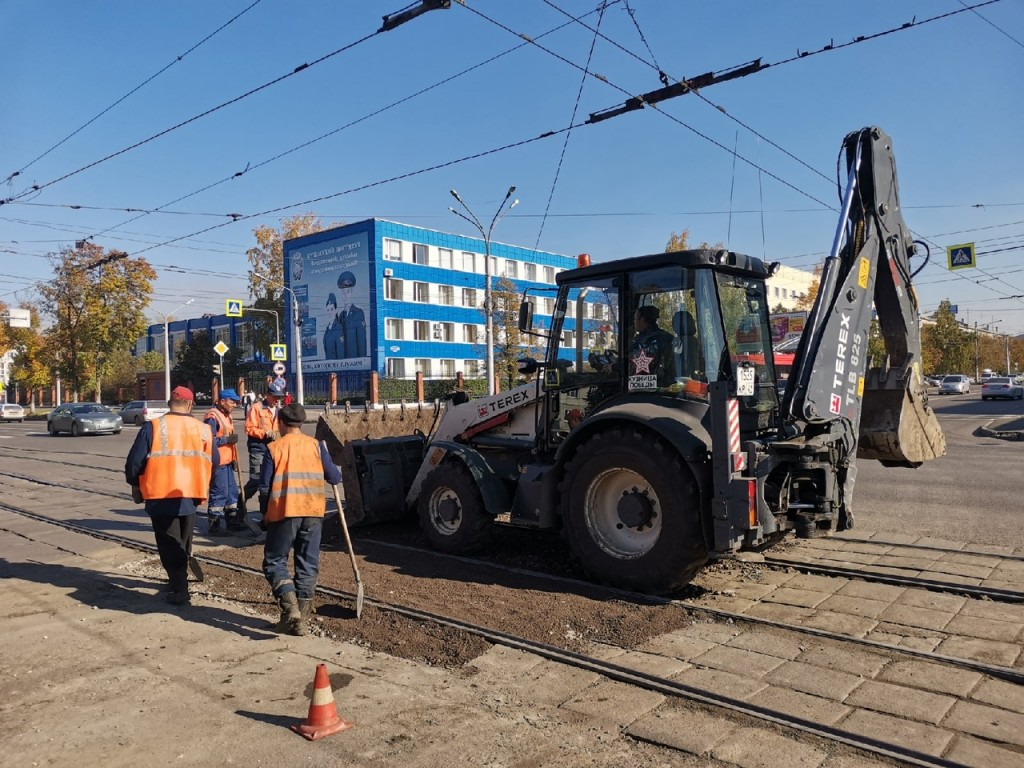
[770,312,807,345]
[285,230,371,373]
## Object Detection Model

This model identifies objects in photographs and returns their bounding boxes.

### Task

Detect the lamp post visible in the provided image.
[450,185,518,396]
[161,298,194,400]
[253,273,304,405]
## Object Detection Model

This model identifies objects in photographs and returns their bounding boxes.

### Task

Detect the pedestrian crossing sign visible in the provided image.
[270,344,287,361]
[946,242,975,271]
[225,299,243,317]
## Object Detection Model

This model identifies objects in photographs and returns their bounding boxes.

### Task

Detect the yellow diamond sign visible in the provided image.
[213,340,229,356]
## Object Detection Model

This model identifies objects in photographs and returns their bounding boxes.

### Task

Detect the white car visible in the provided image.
[0,403,25,422]
[981,377,1024,401]
[938,375,971,395]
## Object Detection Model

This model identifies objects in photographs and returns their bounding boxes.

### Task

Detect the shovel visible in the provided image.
[331,483,364,618]
[233,459,262,536]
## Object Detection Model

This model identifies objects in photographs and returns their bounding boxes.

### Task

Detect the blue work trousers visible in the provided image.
[208,463,239,511]
[262,516,323,599]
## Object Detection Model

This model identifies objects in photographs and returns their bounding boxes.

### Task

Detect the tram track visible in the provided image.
[2,467,1022,685]
[0,499,998,768]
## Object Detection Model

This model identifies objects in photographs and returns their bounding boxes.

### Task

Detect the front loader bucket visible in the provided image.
[315,402,439,527]
[857,369,946,466]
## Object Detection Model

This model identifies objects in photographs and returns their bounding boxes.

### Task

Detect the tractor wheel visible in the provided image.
[418,462,493,554]
[561,427,707,594]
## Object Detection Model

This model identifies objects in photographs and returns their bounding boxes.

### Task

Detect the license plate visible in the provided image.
[737,366,756,397]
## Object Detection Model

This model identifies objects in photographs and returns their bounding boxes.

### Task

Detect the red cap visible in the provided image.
[170,386,195,401]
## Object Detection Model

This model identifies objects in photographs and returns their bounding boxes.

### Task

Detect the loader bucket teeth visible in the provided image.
[857,375,946,466]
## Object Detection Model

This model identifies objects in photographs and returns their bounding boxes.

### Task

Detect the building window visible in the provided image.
[384,238,403,262]
[463,359,480,376]
[436,322,454,342]
[413,243,428,265]
[414,358,431,376]
[461,252,476,272]
[563,330,574,347]
[385,278,403,300]
[462,288,478,307]
[463,324,479,343]
[387,358,406,378]
[439,359,455,378]
[385,319,404,340]
[413,282,429,302]
[524,262,536,280]
[439,285,454,306]
[544,298,554,314]
[438,248,453,270]
[413,321,430,341]
[489,256,497,277]
[213,326,230,344]
[505,260,518,279]
[236,322,253,356]
[543,266,555,283]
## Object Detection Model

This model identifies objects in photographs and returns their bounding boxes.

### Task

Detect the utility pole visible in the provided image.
[449,186,519,396]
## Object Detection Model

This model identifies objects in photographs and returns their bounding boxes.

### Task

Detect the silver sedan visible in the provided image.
[47,403,123,436]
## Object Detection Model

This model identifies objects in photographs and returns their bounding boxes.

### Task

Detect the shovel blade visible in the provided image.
[355,581,364,619]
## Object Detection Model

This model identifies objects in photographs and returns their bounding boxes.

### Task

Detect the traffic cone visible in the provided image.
[291,663,353,741]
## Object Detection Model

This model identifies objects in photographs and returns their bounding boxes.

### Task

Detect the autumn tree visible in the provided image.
[246,212,327,360]
[36,244,155,399]
[921,301,971,376]
[794,264,822,311]
[487,277,543,390]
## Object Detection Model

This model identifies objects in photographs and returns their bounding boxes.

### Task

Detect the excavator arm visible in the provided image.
[783,127,945,466]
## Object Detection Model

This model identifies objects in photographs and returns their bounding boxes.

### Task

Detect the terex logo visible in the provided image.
[483,389,530,415]
[830,312,863,412]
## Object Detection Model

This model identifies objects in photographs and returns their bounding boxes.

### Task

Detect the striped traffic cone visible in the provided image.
[291,663,353,741]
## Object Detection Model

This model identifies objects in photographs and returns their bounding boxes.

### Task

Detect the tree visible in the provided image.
[36,244,155,399]
[246,212,327,360]
[665,228,724,253]
[6,305,51,409]
[794,264,822,311]
[921,301,971,375]
[173,331,249,401]
[488,277,543,390]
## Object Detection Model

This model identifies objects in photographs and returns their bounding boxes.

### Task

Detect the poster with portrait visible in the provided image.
[285,230,371,372]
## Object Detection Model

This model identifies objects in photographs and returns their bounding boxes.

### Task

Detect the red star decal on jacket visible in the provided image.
[632,349,654,374]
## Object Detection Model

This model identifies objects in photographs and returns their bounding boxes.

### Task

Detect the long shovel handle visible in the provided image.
[331,483,364,618]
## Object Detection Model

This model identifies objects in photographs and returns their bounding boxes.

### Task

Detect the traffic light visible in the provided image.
[213,364,222,375]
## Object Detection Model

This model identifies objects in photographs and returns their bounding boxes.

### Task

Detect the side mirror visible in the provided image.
[518,358,539,376]
[518,300,534,333]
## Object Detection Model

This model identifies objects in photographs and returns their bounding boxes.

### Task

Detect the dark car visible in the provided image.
[47,403,123,436]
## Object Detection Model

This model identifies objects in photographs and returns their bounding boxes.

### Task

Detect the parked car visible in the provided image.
[120,399,169,425]
[1,403,25,422]
[924,376,942,388]
[981,377,1024,401]
[47,403,123,436]
[938,374,971,395]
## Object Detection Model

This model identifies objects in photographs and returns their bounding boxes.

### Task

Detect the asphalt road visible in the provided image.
[0,391,1020,552]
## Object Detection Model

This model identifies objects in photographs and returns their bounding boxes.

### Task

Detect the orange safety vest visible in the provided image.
[264,433,326,524]
[204,406,237,465]
[245,400,277,441]
[139,415,214,502]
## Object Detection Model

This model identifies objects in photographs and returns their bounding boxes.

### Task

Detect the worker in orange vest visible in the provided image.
[259,403,341,635]
[125,386,218,606]
[244,380,284,511]
[203,389,241,535]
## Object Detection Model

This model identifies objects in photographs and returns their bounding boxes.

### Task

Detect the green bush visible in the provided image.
[376,377,488,403]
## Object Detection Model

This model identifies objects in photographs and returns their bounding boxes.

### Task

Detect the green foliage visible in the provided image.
[921,300,972,374]
[376,377,489,403]
[491,276,544,391]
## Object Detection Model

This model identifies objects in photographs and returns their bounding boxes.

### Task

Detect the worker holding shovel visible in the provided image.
[258,403,342,635]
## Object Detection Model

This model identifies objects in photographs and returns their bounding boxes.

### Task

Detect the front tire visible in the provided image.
[418,462,493,553]
[48,422,59,436]
[561,427,707,594]
[71,422,80,437]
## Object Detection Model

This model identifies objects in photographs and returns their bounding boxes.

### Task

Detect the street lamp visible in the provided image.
[245,307,281,344]
[253,272,304,405]
[161,298,194,400]
[450,185,519,396]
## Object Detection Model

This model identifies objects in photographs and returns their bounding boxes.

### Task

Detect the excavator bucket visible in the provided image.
[315,402,437,527]
[857,368,946,466]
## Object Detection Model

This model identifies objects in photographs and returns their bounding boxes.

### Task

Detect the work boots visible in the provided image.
[274,591,302,635]
[296,598,313,636]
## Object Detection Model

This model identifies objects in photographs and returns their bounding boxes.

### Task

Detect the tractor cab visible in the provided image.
[520,250,782,451]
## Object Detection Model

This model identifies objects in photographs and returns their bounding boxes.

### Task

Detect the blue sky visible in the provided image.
[2,1,1023,333]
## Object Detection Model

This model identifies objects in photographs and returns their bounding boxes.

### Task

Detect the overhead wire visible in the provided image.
[957,0,1024,48]
[533,1,610,249]
[2,1,265,186]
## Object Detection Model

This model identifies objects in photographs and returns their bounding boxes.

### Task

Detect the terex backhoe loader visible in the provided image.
[318,126,946,594]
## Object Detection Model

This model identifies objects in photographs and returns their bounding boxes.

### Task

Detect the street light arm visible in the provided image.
[448,206,484,238]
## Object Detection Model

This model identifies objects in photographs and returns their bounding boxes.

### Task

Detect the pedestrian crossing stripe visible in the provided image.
[946,242,975,271]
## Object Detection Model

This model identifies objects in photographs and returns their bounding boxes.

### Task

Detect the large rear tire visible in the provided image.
[561,427,707,594]
[418,462,493,554]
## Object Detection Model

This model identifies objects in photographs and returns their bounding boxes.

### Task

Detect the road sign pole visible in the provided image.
[219,352,225,392]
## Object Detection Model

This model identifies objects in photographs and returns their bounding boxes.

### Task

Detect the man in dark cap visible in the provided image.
[259,403,341,635]
[336,270,366,358]
[125,386,218,605]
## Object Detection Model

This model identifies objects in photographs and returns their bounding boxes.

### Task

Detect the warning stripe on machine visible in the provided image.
[728,398,746,472]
